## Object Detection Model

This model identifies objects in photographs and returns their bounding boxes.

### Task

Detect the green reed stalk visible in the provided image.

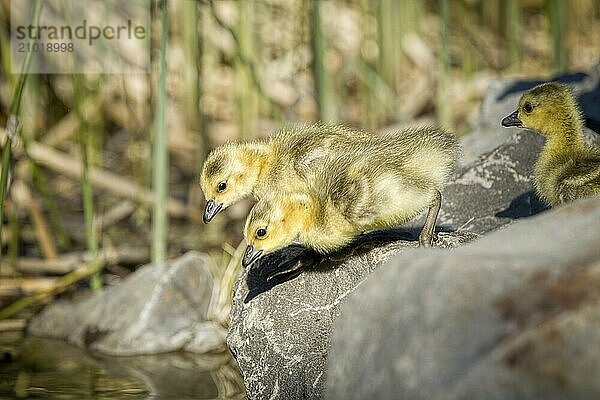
[236,0,259,139]
[377,0,396,114]
[436,0,452,129]
[505,0,523,69]
[548,0,567,73]
[310,0,335,122]
[8,206,18,268]
[0,0,42,261]
[152,0,169,264]
[208,0,282,121]
[73,75,101,291]
[77,113,101,290]
[182,0,208,162]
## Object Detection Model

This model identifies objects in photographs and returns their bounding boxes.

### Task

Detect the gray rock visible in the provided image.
[439,130,546,234]
[462,64,600,164]
[438,127,600,235]
[326,197,600,400]
[227,230,477,399]
[28,252,225,356]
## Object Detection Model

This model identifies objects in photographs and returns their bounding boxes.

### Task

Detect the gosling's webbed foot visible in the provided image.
[418,190,442,247]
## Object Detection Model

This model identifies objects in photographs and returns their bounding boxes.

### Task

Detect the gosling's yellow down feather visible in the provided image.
[502,82,600,206]
[242,127,460,265]
[199,123,372,222]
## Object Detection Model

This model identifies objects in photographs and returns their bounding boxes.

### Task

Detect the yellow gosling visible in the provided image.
[242,127,460,267]
[199,123,372,223]
[502,82,600,206]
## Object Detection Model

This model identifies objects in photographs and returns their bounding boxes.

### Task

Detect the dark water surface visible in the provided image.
[0,332,245,399]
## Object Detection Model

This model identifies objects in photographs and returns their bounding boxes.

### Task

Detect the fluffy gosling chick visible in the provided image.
[200,124,372,223]
[502,82,600,206]
[242,127,460,267]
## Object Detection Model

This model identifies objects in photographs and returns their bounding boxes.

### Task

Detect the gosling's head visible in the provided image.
[501,82,582,138]
[242,194,308,267]
[200,144,262,223]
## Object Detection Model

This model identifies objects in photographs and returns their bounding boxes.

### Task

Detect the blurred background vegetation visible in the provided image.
[0,0,599,320]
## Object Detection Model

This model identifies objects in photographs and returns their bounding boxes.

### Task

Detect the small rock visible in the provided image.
[28,252,225,356]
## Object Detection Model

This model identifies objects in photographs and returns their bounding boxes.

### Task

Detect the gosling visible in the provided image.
[200,123,372,223]
[502,82,600,206]
[242,127,460,267]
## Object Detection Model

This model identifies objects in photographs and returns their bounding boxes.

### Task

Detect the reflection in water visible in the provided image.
[0,333,245,399]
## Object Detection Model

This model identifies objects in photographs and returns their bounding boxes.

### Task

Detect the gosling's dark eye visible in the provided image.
[523,102,533,113]
[256,228,267,238]
[217,181,227,192]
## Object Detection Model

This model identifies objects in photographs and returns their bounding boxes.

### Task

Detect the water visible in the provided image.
[0,332,245,399]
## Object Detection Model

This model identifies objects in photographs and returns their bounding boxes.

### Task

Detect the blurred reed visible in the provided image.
[311,0,335,122]
[73,77,102,291]
[208,0,283,123]
[0,0,42,262]
[236,0,259,138]
[152,0,169,264]
[547,0,567,73]
[181,0,210,211]
[207,241,244,326]
[505,0,523,69]
[436,0,452,130]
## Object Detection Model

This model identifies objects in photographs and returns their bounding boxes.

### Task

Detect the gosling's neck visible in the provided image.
[538,113,586,158]
[293,196,320,246]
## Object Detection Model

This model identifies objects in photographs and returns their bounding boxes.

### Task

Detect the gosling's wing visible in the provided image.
[375,127,460,181]
[275,123,375,173]
[317,156,381,227]
[335,173,379,226]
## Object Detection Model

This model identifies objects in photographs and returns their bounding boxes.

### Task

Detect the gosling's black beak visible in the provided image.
[242,245,263,267]
[501,110,523,128]
[203,199,223,224]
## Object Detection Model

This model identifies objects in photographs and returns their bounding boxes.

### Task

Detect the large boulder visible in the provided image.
[28,252,226,355]
[326,197,600,400]
[227,231,477,399]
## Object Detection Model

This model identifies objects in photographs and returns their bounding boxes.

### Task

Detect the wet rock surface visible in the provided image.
[28,252,225,356]
[326,197,600,400]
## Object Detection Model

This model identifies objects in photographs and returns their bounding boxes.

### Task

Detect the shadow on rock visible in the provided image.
[495,73,588,101]
[244,229,421,303]
[495,190,549,220]
[244,244,315,303]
